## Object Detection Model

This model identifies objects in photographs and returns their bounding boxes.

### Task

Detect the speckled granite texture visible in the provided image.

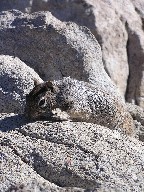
[0,10,119,96]
[0,55,43,113]
[0,9,144,192]
[0,113,144,192]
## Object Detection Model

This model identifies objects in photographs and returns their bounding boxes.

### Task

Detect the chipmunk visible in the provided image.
[25,77,135,136]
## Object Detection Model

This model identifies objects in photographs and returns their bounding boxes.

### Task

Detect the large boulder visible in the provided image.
[31,0,129,97]
[0,147,84,192]
[30,0,144,109]
[0,9,139,116]
[0,10,124,115]
[0,10,119,95]
[0,113,144,191]
[106,0,144,108]
[0,55,43,113]
[0,1,144,107]
[30,0,144,108]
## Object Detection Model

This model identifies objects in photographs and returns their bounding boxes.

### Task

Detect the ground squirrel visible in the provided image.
[25,77,135,136]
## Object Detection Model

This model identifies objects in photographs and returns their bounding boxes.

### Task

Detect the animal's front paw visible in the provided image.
[52,108,70,121]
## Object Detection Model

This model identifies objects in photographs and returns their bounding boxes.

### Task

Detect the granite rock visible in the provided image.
[0,146,85,192]
[0,55,43,113]
[0,1,144,107]
[27,0,144,107]
[0,10,118,95]
[31,0,129,97]
[0,113,144,191]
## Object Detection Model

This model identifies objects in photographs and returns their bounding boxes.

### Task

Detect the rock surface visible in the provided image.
[30,0,144,108]
[1,2,144,106]
[131,0,144,18]
[0,3,144,192]
[0,113,144,191]
[0,10,124,112]
[0,55,43,113]
[0,147,85,192]
[2,0,143,107]
[0,9,115,92]
[25,77,134,136]
[1,145,61,192]
[31,0,129,98]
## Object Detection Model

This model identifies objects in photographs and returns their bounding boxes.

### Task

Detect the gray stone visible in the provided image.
[0,10,118,95]
[0,55,43,113]
[0,1,144,107]
[0,146,61,192]
[29,0,144,108]
[0,113,144,191]
[131,0,144,18]
[31,0,129,97]
[0,146,85,192]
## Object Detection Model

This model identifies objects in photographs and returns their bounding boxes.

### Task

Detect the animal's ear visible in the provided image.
[45,81,58,92]
[33,78,41,86]
[45,81,53,89]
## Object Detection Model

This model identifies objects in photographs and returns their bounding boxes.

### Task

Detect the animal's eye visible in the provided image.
[38,97,46,108]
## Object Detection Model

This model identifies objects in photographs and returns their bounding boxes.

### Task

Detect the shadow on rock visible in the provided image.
[30,148,98,189]
[0,114,30,132]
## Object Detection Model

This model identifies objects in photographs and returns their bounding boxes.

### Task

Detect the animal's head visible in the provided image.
[25,79,59,120]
